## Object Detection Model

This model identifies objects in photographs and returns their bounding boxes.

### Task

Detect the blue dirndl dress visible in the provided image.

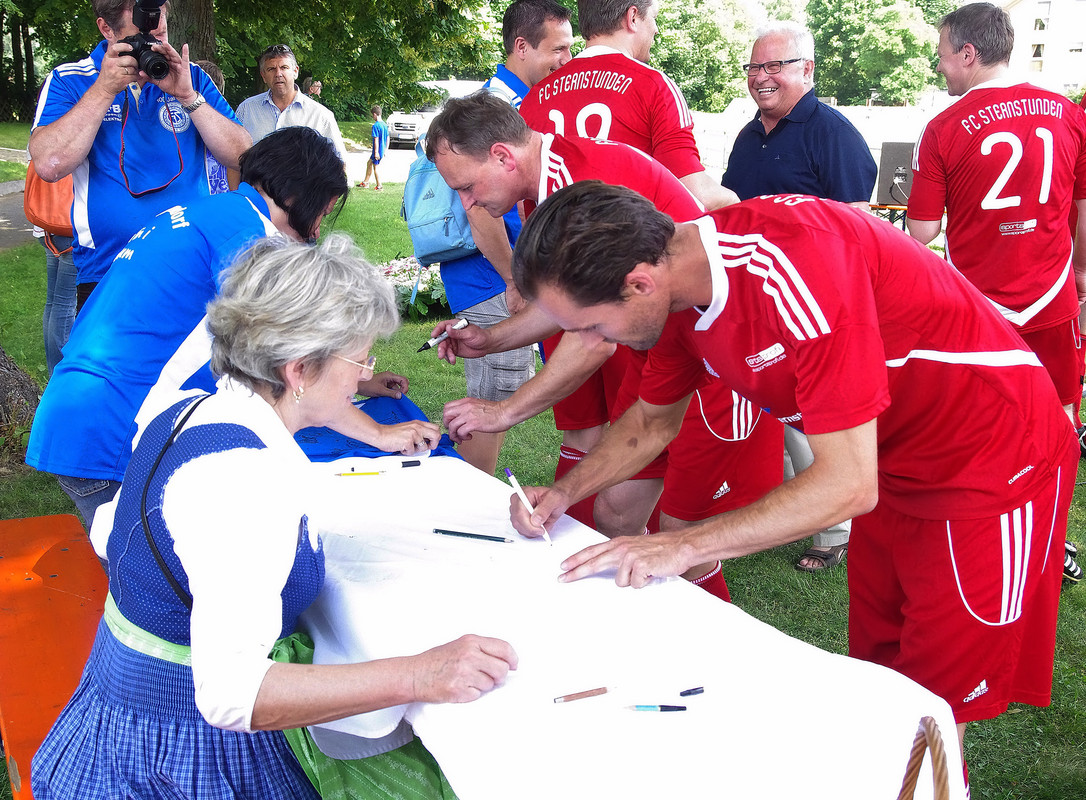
[32,396,325,799]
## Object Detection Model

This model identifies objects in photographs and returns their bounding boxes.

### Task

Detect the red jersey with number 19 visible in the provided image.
[519,45,704,181]
[525,132,703,219]
[909,80,1086,332]
[640,195,1072,520]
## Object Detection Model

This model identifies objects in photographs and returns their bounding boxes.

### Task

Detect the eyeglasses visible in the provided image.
[334,354,377,379]
[261,44,295,57]
[743,58,805,76]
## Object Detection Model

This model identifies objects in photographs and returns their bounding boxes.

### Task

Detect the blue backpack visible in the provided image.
[401,138,478,266]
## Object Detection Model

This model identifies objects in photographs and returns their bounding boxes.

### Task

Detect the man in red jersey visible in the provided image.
[519,0,735,211]
[510,182,1076,756]
[907,3,1086,423]
[907,2,1086,586]
[423,93,783,601]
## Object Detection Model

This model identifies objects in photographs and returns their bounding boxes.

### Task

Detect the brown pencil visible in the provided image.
[553,686,609,704]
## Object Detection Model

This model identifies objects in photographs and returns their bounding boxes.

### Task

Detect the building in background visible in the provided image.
[1000,0,1086,98]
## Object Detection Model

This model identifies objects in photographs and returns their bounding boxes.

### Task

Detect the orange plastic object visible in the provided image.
[0,515,107,798]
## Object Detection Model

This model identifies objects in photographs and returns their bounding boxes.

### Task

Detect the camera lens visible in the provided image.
[140,49,169,81]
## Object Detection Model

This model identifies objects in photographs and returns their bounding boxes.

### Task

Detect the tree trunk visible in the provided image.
[10,16,23,100]
[21,18,35,119]
[168,0,216,62]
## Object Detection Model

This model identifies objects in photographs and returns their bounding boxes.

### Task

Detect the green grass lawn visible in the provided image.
[334,183,413,265]
[0,122,29,150]
[1,200,1085,797]
[0,161,26,183]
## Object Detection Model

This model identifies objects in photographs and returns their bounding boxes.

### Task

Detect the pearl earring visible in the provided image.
[293,385,305,403]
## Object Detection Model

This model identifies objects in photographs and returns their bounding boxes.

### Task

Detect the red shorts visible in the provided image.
[659,386,784,522]
[847,443,1075,723]
[544,334,668,480]
[1020,319,1084,406]
[545,332,630,430]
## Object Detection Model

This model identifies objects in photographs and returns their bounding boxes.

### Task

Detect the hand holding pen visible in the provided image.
[424,319,493,364]
[506,469,554,545]
[418,318,469,353]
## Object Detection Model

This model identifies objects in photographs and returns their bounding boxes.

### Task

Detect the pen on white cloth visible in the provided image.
[334,461,421,476]
[505,468,552,545]
[627,705,687,712]
[432,528,513,544]
[418,318,468,352]
[553,686,609,704]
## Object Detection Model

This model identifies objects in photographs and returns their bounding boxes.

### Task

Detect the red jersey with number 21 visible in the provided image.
[909,80,1086,332]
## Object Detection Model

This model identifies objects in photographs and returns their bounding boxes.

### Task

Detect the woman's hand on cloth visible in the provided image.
[410,635,519,703]
[372,419,441,455]
[358,371,409,399]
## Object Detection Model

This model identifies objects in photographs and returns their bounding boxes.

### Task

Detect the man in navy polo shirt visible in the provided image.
[722,20,876,574]
[722,20,875,209]
[30,0,251,310]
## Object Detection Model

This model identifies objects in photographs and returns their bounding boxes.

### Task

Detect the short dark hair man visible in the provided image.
[436,0,574,476]
[906,3,1086,587]
[236,43,347,162]
[519,0,737,210]
[30,0,251,307]
[510,181,1076,758]
[424,92,783,601]
[907,3,1086,422]
[490,0,574,103]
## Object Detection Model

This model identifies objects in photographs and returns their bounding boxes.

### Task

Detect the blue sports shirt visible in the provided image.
[722,89,876,203]
[438,65,529,312]
[33,40,244,285]
[371,119,389,160]
[26,183,279,482]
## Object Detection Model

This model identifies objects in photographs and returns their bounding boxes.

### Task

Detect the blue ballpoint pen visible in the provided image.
[628,705,687,712]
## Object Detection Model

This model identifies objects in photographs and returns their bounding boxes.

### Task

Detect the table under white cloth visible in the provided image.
[304,455,966,800]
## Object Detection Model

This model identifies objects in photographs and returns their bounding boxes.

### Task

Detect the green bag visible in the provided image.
[269,633,459,800]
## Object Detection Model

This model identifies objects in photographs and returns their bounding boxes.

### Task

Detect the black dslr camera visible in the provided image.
[119,0,169,81]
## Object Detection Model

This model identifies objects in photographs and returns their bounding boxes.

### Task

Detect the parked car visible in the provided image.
[386,109,429,148]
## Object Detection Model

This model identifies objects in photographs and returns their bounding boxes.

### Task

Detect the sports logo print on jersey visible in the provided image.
[159,99,192,133]
[745,342,786,371]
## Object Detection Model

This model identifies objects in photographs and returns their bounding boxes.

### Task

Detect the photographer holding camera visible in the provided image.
[30,0,251,310]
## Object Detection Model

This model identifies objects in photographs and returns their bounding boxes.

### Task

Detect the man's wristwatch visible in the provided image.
[181,93,206,114]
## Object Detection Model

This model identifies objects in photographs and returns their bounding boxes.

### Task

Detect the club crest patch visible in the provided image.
[159,99,192,133]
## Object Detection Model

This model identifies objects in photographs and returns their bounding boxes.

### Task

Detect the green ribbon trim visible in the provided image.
[103,592,193,666]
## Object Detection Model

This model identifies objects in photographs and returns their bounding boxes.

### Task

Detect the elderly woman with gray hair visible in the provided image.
[32,234,518,800]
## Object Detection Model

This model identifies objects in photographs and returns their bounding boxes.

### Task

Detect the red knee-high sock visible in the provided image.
[555,445,597,528]
[689,561,731,603]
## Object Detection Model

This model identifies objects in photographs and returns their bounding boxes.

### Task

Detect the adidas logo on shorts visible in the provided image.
[713,481,731,499]
[963,679,989,703]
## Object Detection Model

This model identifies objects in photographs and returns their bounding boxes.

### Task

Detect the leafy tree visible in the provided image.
[653,0,753,112]
[806,0,937,105]
[913,0,955,27]
[14,0,496,122]
[212,0,497,119]
[855,0,936,106]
